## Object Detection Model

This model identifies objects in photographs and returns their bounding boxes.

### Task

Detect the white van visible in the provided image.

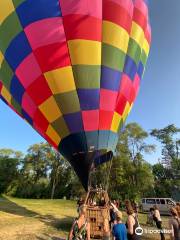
[141,198,176,215]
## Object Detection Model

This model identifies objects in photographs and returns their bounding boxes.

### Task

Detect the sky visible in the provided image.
[0,0,180,164]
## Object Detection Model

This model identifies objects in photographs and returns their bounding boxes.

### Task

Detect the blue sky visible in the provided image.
[0,0,180,164]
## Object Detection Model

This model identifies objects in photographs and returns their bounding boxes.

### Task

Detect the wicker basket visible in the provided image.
[84,189,110,238]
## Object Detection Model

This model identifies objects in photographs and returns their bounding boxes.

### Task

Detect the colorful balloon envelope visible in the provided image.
[0,0,151,190]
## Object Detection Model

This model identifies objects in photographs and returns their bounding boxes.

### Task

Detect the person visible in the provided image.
[132,201,139,217]
[125,200,131,210]
[146,208,154,226]
[112,211,127,240]
[77,197,84,213]
[168,207,180,240]
[153,205,165,240]
[126,204,140,240]
[102,211,111,240]
[110,204,117,226]
[68,205,90,240]
[175,202,180,218]
[99,196,106,207]
[110,201,119,226]
[113,199,120,209]
[116,200,120,209]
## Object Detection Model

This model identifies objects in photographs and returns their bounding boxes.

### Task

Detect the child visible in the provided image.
[112,211,127,240]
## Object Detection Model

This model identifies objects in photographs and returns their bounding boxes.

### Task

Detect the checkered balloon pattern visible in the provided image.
[0,0,151,188]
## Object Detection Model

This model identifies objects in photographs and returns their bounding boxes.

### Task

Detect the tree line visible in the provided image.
[0,123,179,201]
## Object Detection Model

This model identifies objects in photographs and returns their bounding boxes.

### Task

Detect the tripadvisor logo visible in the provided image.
[135,227,143,236]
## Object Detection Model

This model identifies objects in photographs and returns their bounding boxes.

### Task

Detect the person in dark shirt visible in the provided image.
[126,204,140,240]
[153,205,165,240]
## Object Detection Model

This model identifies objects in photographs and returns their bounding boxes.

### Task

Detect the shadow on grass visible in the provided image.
[0,196,37,217]
[36,233,65,240]
[40,214,74,232]
[0,196,73,238]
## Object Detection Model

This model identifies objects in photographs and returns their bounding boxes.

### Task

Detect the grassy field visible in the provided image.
[0,196,171,240]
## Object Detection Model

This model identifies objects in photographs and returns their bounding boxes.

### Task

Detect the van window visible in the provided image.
[166,199,174,205]
[160,199,165,204]
[156,199,160,204]
[142,199,145,203]
[146,199,156,204]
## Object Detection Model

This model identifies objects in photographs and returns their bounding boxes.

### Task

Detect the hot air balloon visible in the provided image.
[0,0,151,190]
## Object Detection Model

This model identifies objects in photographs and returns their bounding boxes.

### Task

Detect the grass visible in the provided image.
[0,196,171,240]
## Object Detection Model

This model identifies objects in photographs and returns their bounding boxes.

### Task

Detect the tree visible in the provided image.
[0,148,23,159]
[0,155,20,193]
[17,143,78,199]
[152,163,172,197]
[151,124,180,200]
[151,124,180,170]
[23,143,51,183]
[109,123,155,200]
[47,148,72,199]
